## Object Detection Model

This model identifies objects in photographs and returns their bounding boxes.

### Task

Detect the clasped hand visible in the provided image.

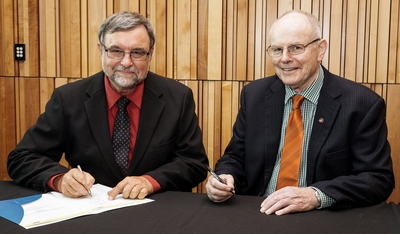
[55,169,153,200]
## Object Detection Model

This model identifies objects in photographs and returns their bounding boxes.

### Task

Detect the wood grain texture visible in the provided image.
[0,0,400,202]
[0,0,15,76]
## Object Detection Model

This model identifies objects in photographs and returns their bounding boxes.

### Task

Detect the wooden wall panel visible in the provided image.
[0,0,15,77]
[15,78,41,139]
[0,78,16,180]
[355,0,367,83]
[343,0,358,81]
[389,0,399,84]
[39,78,55,113]
[375,0,390,83]
[0,0,400,202]
[39,0,58,77]
[328,0,342,75]
[205,0,223,80]
[60,0,81,77]
[86,0,106,76]
[148,0,168,76]
[175,0,192,79]
[386,85,400,203]
[17,0,39,77]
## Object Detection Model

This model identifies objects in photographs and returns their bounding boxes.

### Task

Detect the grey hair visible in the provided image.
[98,11,155,49]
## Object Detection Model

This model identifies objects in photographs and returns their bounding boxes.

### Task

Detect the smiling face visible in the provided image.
[269,12,327,93]
[98,25,153,95]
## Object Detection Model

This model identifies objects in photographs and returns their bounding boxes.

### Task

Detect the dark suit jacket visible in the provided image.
[8,71,208,192]
[215,67,394,210]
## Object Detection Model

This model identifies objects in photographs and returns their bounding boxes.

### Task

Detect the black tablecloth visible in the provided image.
[1,180,400,234]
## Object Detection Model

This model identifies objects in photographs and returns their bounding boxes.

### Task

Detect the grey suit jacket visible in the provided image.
[215,67,394,210]
[8,71,208,192]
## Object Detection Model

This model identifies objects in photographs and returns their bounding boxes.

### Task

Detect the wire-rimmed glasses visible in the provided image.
[267,38,320,58]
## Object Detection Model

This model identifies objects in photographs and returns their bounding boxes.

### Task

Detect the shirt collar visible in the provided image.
[104,75,144,109]
[284,64,324,105]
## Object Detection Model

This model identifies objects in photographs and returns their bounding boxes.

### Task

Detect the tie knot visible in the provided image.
[117,96,130,109]
[292,95,305,110]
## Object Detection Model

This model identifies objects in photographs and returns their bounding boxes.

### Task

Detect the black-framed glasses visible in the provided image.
[102,44,150,61]
[267,38,321,58]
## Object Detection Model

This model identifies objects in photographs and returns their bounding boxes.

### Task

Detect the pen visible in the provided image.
[77,165,92,197]
[207,166,235,194]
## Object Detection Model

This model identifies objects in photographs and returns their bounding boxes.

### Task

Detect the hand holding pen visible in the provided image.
[77,165,92,197]
[207,166,235,194]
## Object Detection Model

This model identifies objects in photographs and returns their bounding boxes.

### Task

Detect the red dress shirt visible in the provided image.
[47,76,161,192]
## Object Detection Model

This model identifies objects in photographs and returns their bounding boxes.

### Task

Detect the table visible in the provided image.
[1,181,400,234]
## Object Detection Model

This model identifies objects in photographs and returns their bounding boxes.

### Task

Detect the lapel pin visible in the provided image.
[318,118,324,123]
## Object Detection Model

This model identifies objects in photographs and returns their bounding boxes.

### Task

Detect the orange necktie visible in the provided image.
[276,95,305,190]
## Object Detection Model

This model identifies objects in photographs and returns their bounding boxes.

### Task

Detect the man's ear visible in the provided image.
[317,39,328,63]
[97,42,103,55]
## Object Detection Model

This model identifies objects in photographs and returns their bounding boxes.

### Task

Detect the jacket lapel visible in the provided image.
[263,78,286,187]
[84,72,123,178]
[128,74,165,174]
[306,70,341,184]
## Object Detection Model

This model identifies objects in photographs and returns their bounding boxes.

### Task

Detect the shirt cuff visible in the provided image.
[46,173,65,192]
[143,175,161,192]
[311,187,336,209]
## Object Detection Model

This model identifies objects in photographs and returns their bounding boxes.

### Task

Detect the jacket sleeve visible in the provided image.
[7,89,69,192]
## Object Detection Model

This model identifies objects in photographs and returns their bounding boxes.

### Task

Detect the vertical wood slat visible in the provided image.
[18,0,39,77]
[190,0,198,80]
[87,0,106,76]
[166,0,174,78]
[356,0,367,83]
[386,84,400,203]
[236,0,248,81]
[388,0,399,84]
[81,0,89,78]
[343,0,358,81]
[264,0,278,77]
[367,0,378,83]
[0,0,15,76]
[113,0,140,12]
[148,0,168,77]
[328,0,343,74]
[16,77,41,139]
[196,1,209,80]
[246,0,255,81]
[321,0,331,68]
[175,0,191,79]
[0,77,16,180]
[60,0,81,78]
[225,0,234,81]
[39,0,57,77]
[207,0,223,80]
[375,0,391,83]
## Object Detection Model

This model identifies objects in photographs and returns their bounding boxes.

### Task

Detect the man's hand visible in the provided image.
[205,174,235,202]
[260,187,320,216]
[107,176,154,200]
[54,168,95,198]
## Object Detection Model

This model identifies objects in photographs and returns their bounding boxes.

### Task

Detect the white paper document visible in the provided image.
[0,184,154,229]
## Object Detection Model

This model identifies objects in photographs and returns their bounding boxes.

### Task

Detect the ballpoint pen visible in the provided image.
[77,165,92,197]
[207,166,235,194]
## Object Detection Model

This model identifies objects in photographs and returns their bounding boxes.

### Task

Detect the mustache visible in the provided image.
[114,65,138,73]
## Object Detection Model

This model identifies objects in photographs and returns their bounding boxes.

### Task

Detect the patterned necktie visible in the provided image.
[112,96,131,176]
[276,95,305,190]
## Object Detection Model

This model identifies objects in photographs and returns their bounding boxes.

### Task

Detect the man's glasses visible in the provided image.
[267,38,320,58]
[102,44,150,61]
